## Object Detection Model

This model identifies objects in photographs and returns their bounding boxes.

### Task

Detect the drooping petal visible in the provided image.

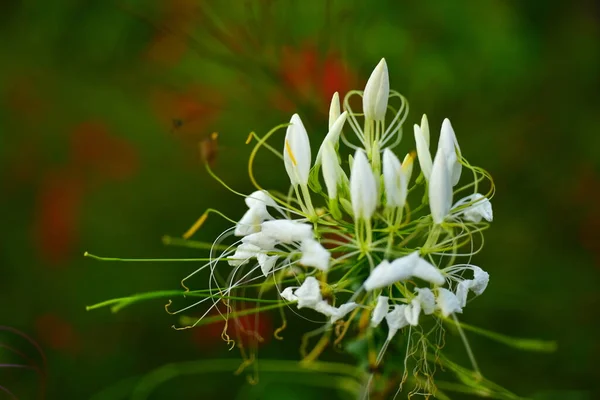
[363,252,420,291]
[455,280,470,308]
[350,150,378,221]
[299,238,331,272]
[234,209,263,236]
[363,58,389,121]
[383,148,407,209]
[261,220,313,244]
[436,288,463,317]
[415,288,436,315]
[404,299,421,326]
[453,193,493,223]
[284,113,311,187]
[294,277,322,309]
[257,253,278,277]
[385,304,409,340]
[245,190,277,212]
[227,243,261,267]
[241,232,278,250]
[412,258,445,286]
[438,118,462,186]
[316,301,358,323]
[329,92,341,130]
[470,266,490,295]
[414,121,433,181]
[429,147,453,224]
[280,287,298,302]
[371,296,389,327]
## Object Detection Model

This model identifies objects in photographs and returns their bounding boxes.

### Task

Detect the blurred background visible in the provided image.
[0,0,598,398]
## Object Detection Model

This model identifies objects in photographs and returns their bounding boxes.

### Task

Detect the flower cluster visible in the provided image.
[177,58,495,396]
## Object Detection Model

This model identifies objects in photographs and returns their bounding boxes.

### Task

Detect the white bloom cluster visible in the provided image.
[222,58,494,330]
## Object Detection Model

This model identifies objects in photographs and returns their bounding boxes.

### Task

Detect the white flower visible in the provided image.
[383,148,408,209]
[456,280,470,308]
[412,257,445,286]
[363,252,419,291]
[257,253,278,277]
[429,147,453,225]
[415,288,436,315]
[299,238,331,272]
[371,296,389,327]
[438,118,462,186]
[280,287,298,302]
[436,288,463,317]
[414,114,432,181]
[350,150,378,221]
[316,301,358,323]
[284,113,312,187]
[227,243,260,267]
[261,220,313,244]
[329,92,341,130]
[453,193,493,223]
[363,58,389,121]
[385,304,409,340]
[294,277,322,309]
[321,139,346,200]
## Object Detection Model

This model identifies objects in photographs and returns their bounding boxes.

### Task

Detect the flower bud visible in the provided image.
[284,113,311,187]
[363,58,389,121]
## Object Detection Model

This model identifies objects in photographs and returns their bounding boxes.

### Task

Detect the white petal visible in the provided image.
[284,113,311,186]
[294,277,322,309]
[385,304,409,340]
[261,220,313,244]
[412,258,445,286]
[454,193,493,223]
[329,92,341,130]
[404,299,421,326]
[371,296,389,327]
[228,243,260,267]
[350,150,378,221]
[245,190,277,212]
[363,252,419,291]
[436,288,463,317]
[415,288,436,315]
[414,123,433,181]
[470,266,489,295]
[321,140,342,199]
[241,232,278,250]
[280,287,298,302]
[456,280,470,308]
[401,153,414,186]
[316,111,348,169]
[363,58,389,121]
[234,209,262,236]
[429,147,453,224]
[299,238,331,272]
[319,302,358,323]
[383,148,407,209]
[420,114,430,145]
[257,253,278,277]
[438,118,462,186]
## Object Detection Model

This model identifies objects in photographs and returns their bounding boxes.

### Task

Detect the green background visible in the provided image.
[0,0,598,398]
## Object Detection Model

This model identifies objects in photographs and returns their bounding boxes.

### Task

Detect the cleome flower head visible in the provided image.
[168,58,504,398]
